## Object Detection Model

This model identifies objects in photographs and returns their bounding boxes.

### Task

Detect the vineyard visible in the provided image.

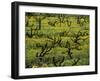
[25,12,90,68]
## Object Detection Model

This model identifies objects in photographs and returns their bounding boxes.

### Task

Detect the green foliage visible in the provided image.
[25,12,89,68]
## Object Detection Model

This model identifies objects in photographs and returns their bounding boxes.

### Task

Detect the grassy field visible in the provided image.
[25,13,89,68]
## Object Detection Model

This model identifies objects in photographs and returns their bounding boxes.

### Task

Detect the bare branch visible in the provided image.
[72,57,80,66]
[52,56,65,67]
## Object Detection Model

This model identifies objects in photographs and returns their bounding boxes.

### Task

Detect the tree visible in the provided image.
[72,57,80,66]
[64,41,73,59]
[66,16,72,27]
[26,27,34,38]
[71,31,82,45]
[57,14,66,27]
[26,13,47,30]
[76,15,89,27]
[52,56,65,67]
[35,42,54,67]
